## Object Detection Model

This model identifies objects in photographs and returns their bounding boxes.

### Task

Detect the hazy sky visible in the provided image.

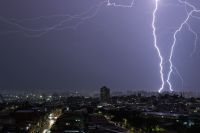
[0,0,200,93]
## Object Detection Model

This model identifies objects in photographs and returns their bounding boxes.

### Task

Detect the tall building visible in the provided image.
[100,86,110,103]
[0,94,4,103]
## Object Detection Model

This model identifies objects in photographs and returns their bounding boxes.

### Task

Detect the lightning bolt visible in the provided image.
[187,23,198,57]
[0,1,107,37]
[167,0,200,92]
[0,0,137,37]
[107,0,135,7]
[152,0,165,93]
[106,0,167,92]
[0,0,136,37]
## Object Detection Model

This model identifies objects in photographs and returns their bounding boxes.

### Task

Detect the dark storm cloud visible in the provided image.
[0,0,200,93]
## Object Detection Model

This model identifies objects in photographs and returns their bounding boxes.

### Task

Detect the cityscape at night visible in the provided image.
[1,0,200,133]
[1,87,200,133]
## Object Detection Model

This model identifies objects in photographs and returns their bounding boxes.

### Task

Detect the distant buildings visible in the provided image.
[100,86,110,103]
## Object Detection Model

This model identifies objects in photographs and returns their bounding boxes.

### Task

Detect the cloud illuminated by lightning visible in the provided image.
[1,0,200,93]
[0,0,168,93]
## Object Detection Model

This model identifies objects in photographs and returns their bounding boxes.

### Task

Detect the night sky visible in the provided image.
[0,0,200,93]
